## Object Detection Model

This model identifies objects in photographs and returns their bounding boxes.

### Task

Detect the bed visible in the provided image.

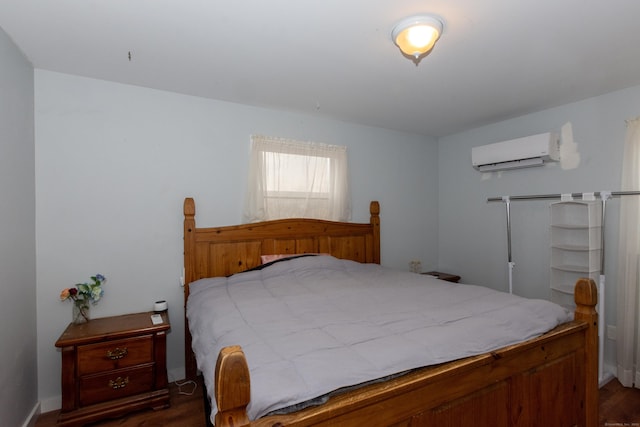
[182,197,598,427]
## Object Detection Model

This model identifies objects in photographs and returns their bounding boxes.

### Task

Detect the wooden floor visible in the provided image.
[600,378,640,426]
[36,378,640,427]
[35,378,207,427]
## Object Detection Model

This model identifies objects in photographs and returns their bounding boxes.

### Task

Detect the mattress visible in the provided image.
[186,255,572,422]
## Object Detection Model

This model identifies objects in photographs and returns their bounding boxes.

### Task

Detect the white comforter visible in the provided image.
[187,255,571,422]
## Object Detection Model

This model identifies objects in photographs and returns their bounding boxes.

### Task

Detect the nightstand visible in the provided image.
[55,311,171,426]
[423,271,461,283]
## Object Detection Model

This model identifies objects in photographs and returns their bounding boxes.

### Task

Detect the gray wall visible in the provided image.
[438,85,640,374]
[34,70,439,408]
[0,27,37,426]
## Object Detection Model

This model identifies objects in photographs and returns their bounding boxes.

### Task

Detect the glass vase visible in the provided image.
[72,299,91,324]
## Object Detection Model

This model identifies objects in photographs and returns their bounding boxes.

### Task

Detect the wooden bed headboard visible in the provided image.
[182,197,381,378]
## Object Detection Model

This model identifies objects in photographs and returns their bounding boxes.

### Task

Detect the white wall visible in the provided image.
[34,70,439,407]
[0,28,37,427]
[438,85,640,375]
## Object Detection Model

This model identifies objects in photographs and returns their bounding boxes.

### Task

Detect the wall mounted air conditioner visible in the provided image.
[472,132,560,172]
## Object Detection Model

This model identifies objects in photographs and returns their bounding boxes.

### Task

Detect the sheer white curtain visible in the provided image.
[243,135,351,223]
[616,116,640,388]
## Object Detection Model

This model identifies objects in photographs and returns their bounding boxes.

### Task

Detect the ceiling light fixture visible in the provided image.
[392,14,444,63]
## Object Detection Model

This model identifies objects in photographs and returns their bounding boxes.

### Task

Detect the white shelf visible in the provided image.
[551,264,600,273]
[550,199,606,385]
[550,201,602,227]
[550,201,602,306]
[550,269,600,296]
[551,243,591,251]
[551,248,602,271]
[550,225,601,249]
[551,224,593,230]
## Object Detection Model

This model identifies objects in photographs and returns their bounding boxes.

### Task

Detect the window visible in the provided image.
[243,135,351,222]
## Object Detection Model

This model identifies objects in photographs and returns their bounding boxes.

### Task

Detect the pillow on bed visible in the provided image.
[261,253,329,264]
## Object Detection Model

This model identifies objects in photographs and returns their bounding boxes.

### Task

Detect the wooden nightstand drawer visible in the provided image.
[80,364,154,406]
[78,335,154,375]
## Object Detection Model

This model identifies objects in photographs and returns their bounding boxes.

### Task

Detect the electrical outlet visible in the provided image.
[606,325,616,340]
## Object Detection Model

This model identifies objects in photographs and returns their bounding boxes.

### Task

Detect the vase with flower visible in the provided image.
[60,274,106,324]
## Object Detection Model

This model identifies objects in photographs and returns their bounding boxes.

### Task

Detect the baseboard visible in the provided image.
[40,394,61,414]
[21,401,40,427]
[599,364,616,388]
[168,366,186,383]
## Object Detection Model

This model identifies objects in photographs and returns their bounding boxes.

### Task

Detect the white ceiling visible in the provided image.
[2,0,640,137]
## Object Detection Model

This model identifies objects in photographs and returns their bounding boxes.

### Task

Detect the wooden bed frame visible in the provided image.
[183,197,598,427]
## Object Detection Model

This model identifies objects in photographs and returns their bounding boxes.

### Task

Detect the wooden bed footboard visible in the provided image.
[213,278,598,427]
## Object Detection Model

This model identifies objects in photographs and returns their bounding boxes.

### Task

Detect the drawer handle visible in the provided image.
[106,347,128,360]
[108,376,129,389]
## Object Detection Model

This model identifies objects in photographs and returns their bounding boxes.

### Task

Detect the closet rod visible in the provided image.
[487,190,640,203]
[487,188,640,383]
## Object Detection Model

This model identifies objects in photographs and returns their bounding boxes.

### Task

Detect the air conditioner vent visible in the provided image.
[472,132,560,171]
